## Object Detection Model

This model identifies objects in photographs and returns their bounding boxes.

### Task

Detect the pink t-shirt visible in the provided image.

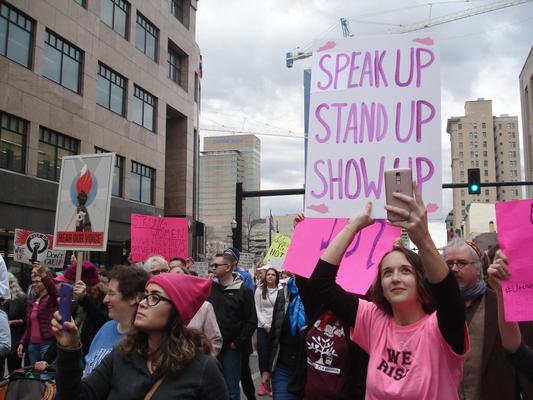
[351,300,469,400]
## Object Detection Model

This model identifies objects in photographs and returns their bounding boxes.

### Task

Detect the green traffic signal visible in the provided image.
[467,168,481,195]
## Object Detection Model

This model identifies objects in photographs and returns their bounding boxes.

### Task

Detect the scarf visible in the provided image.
[461,279,487,301]
[287,277,307,336]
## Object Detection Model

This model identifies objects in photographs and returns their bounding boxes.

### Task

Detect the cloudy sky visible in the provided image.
[196,0,533,246]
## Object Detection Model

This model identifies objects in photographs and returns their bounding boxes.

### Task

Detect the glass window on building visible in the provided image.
[130,161,154,204]
[132,85,156,132]
[170,0,185,24]
[482,122,486,128]
[167,43,188,89]
[458,123,462,129]
[0,112,27,173]
[43,30,82,93]
[135,13,158,61]
[0,3,34,68]
[95,147,124,197]
[37,128,78,181]
[101,0,129,38]
[97,63,126,116]
[73,0,86,7]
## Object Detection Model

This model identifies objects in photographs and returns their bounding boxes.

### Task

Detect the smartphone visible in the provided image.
[384,168,414,222]
[59,283,73,328]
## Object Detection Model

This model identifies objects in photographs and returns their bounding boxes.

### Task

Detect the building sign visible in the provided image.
[54,153,115,251]
[304,35,441,219]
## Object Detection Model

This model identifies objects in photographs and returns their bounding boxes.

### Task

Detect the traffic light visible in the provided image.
[467,168,481,195]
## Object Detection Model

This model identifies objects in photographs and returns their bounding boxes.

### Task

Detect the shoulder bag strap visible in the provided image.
[144,376,165,400]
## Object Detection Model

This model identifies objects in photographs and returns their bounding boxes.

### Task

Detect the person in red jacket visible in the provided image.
[17,262,58,363]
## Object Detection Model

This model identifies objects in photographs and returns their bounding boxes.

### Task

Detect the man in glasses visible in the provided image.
[443,238,533,399]
[208,251,257,400]
[143,255,169,276]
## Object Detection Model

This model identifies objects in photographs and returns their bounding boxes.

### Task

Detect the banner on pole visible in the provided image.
[53,153,115,251]
[14,229,66,269]
[130,214,188,262]
[496,200,533,322]
[305,35,441,219]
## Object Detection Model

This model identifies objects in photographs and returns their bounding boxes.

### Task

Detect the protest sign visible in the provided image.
[263,234,291,269]
[305,35,441,219]
[54,153,115,251]
[130,214,188,262]
[189,262,209,278]
[14,229,66,269]
[239,252,254,271]
[495,200,533,321]
[283,218,401,295]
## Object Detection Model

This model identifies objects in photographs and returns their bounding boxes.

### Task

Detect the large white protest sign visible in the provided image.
[14,229,66,269]
[305,35,441,219]
[54,153,115,251]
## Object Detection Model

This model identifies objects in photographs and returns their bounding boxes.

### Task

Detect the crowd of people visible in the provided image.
[0,183,531,399]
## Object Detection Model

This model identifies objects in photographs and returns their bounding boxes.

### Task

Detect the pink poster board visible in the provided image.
[495,200,533,322]
[130,214,188,262]
[282,218,401,295]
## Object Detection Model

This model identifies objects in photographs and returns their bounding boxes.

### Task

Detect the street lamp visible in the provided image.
[231,218,237,248]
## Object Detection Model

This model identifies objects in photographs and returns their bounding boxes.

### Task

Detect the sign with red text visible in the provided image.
[14,229,66,269]
[282,218,401,295]
[305,35,441,219]
[53,153,115,251]
[496,200,533,322]
[130,214,188,262]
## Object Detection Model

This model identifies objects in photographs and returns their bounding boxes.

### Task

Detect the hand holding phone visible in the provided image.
[385,169,414,222]
[59,283,73,329]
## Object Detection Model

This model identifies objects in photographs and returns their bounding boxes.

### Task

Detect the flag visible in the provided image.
[269,211,275,233]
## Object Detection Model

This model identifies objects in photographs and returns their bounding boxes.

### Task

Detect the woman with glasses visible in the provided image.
[83,265,149,375]
[309,184,468,399]
[53,272,228,399]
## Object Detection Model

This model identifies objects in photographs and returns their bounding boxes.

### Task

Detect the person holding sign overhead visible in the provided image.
[486,249,533,382]
[309,182,469,399]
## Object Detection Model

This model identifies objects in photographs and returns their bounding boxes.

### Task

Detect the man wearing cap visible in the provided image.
[443,238,533,399]
[209,250,257,400]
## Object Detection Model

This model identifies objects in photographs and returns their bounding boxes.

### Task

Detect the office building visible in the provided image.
[0,0,202,267]
[200,135,261,254]
[447,99,522,233]
[520,46,533,198]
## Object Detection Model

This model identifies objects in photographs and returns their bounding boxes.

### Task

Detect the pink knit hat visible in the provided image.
[63,261,100,286]
[146,273,211,325]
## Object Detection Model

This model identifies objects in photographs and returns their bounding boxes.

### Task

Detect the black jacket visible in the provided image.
[56,346,228,400]
[208,274,257,351]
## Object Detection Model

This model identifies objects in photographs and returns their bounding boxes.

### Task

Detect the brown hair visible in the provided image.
[262,268,279,299]
[214,253,236,268]
[119,308,212,377]
[371,247,434,316]
[108,265,149,300]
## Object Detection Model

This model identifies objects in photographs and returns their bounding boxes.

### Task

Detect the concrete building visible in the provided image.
[200,135,261,254]
[463,202,497,241]
[520,46,533,198]
[0,0,202,268]
[447,99,522,233]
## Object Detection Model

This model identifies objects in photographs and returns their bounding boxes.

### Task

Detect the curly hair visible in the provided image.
[371,247,434,316]
[119,309,212,377]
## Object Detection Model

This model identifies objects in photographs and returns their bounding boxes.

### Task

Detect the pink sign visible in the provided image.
[496,200,533,322]
[282,218,401,295]
[130,214,188,262]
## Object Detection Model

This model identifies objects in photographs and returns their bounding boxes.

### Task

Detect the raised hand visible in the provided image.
[487,250,510,292]
[51,311,80,349]
[347,201,374,231]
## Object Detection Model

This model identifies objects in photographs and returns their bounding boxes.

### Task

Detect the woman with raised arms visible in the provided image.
[309,183,469,399]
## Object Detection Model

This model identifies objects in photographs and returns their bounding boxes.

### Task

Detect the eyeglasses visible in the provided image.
[138,293,172,307]
[446,260,475,269]
[210,263,229,269]
[151,269,170,275]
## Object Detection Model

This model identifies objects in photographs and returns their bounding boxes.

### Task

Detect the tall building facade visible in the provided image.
[0,0,202,267]
[447,99,522,232]
[520,46,533,198]
[199,135,261,254]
